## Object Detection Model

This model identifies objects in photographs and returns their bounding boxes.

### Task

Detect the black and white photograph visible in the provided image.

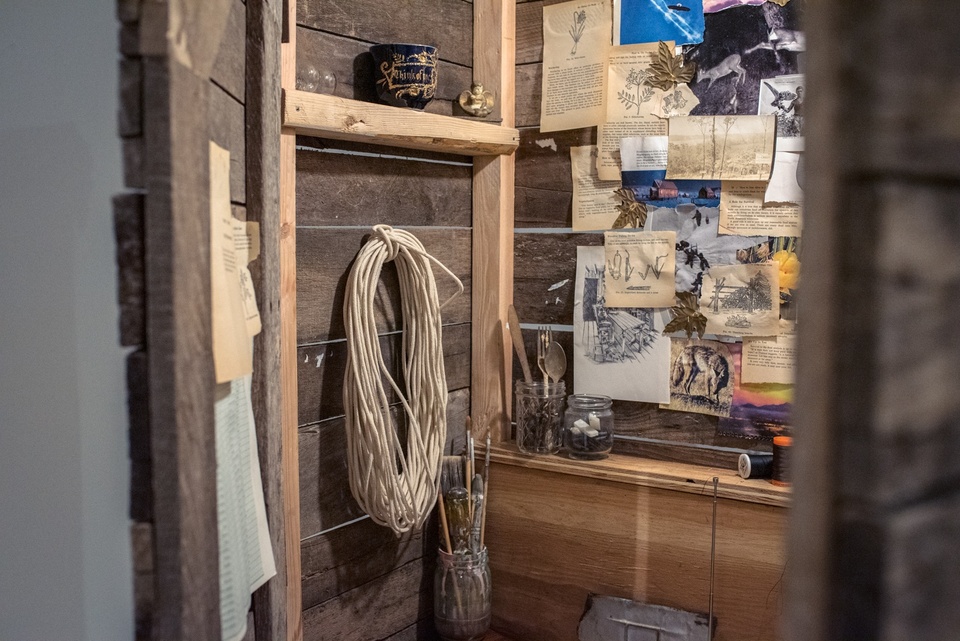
[683,1,805,117]
[758,73,804,151]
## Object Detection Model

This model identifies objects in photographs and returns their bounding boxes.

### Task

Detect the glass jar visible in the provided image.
[563,394,614,460]
[434,548,491,641]
[515,380,566,455]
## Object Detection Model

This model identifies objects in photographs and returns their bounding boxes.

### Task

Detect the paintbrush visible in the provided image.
[470,474,484,553]
[441,454,464,495]
[437,490,453,554]
[444,487,471,552]
[465,417,473,521]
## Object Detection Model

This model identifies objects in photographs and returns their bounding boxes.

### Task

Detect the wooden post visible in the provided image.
[472,0,517,443]
[279,0,304,638]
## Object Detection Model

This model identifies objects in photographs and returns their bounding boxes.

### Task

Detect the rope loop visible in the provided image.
[341,225,464,534]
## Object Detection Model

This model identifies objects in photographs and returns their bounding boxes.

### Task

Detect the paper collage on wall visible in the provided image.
[539,0,804,439]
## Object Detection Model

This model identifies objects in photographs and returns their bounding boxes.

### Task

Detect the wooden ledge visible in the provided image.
[487,444,790,508]
[282,89,520,156]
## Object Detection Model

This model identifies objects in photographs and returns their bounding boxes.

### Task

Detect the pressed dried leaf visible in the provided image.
[663,291,708,338]
[647,41,696,91]
[612,188,648,228]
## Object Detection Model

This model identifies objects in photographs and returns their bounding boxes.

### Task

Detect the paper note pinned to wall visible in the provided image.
[211,142,262,383]
[571,145,622,231]
[216,374,277,641]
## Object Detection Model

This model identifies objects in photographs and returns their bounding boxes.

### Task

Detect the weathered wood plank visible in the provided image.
[120,20,140,56]
[123,136,144,189]
[296,0,473,68]
[487,462,787,641]
[301,557,433,641]
[299,389,469,537]
[515,63,541,129]
[513,231,601,326]
[514,127,597,227]
[300,517,429,611]
[209,83,246,203]
[132,521,154,641]
[296,226,472,345]
[297,322,471,426]
[295,148,472,228]
[143,57,220,640]
[211,0,247,104]
[283,89,519,156]
[246,0,287,638]
[516,1,542,65]
[114,192,146,347]
[127,350,152,522]
[295,27,473,118]
[119,58,143,137]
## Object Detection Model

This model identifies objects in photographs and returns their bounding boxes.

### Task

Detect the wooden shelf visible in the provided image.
[486,444,791,508]
[282,89,520,157]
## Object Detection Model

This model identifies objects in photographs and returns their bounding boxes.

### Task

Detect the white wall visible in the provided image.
[0,1,134,640]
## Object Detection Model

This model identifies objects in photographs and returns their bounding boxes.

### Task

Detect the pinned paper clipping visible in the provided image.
[603,230,676,307]
[211,142,262,383]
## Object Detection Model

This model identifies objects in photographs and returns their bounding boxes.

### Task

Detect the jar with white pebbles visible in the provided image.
[563,394,614,460]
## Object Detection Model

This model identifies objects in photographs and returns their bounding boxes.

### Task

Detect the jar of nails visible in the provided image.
[563,394,614,460]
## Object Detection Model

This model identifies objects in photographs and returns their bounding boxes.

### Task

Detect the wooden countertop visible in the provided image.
[486,443,790,508]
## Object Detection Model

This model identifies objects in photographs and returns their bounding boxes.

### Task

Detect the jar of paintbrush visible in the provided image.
[435,421,492,640]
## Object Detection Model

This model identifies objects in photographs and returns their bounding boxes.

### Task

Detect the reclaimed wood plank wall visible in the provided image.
[294,1,475,639]
[116,0,288,638]
[511,0,769,467]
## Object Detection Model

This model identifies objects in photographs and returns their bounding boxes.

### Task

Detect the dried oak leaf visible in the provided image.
[612,187,648,229]
[768,0,790,5]
[646,41,696,92]
[663,291,708,338]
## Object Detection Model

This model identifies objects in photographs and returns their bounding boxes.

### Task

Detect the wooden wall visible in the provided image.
[116,0,287,638]
[510,0,770,467]
[789,1,960,639]
[294,1,475,639]
[487,462,788,641]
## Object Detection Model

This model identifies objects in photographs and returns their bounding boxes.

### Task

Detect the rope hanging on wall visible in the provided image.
[342,225,464,535]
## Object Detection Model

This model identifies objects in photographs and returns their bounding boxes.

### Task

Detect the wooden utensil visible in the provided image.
[507,304,533,384]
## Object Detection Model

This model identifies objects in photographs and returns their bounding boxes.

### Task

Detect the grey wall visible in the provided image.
[0,1,133,640]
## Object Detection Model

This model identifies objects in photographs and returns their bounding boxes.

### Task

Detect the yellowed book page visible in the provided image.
[742,328,796,385]
[596,42,670,181]
[211,142,253,383]
[701,263,780,337]
[540,0,612,133]
[571,145,621,230]
[719,181,801,236]
[603,230,676,307]
[233,219,262,337]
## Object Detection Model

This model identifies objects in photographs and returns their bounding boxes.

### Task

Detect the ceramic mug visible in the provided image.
[369,43,439,110]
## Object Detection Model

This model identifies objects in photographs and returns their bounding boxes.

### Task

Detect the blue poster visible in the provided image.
[619,0,705,46]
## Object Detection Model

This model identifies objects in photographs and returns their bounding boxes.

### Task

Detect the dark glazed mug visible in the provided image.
[369,43,438,110]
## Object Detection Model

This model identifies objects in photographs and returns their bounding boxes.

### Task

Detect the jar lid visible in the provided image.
[566,394,612,409]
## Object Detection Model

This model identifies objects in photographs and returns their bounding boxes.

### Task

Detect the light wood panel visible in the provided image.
[280,0,304,636]
[283,90,519,156]
[472,0,516,443]
[486,462,788,641]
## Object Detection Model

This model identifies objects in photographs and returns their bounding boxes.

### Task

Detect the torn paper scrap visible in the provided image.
[719,180,801,236]
[211,142,254,383]
[742,327,796,385]
[597,42,669,181]
[765,151,803,205]
[757,74,804,152]
[603,230,677,307]
[571,145,622,231]
[701,263,780,337]
[620,136,668,171]
[540,0,613,133]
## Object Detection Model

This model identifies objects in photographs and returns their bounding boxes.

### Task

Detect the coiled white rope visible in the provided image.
[343,225,463,534]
